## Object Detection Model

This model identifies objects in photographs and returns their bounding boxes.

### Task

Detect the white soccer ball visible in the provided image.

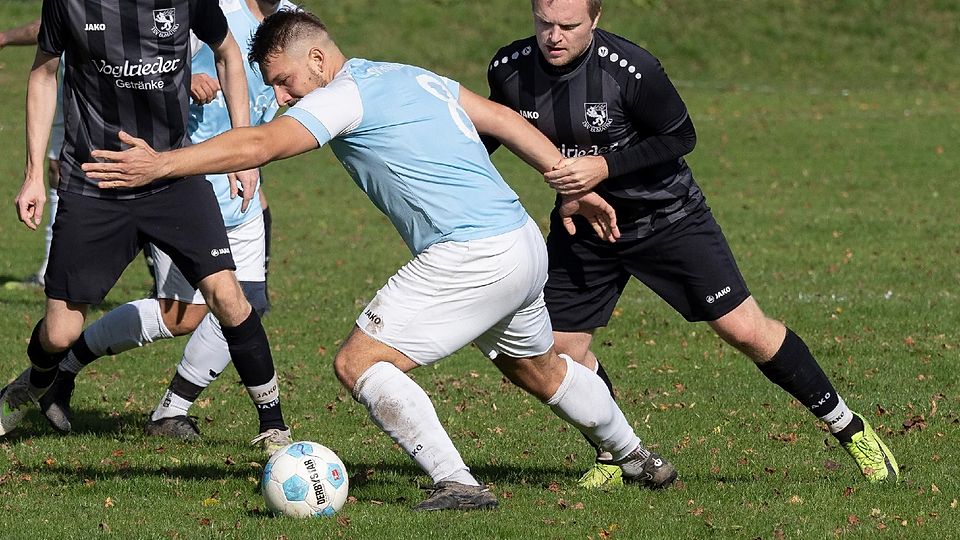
[261,441,349,518]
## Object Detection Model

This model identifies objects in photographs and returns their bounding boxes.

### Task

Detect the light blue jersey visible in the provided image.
[285,59,529,255]
[188,0,293,227]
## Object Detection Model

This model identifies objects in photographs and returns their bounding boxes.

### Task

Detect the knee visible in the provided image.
[199,272,251,326]
[41,322,82,352]
[332,352,361,393]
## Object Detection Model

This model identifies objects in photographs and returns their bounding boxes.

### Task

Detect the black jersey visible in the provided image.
[37,0,228,199]
[488,29,705,238]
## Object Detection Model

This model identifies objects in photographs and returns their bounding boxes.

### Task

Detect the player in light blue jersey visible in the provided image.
[38,0,296,453]
[85,11,677,511]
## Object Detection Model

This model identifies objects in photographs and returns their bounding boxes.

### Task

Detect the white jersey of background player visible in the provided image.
[39,0,295,441]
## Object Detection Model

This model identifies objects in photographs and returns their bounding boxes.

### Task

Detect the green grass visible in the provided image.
[1,1,959,538]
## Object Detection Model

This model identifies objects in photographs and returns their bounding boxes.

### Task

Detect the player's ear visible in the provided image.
[308,47,324,72]
[591,8,601,30]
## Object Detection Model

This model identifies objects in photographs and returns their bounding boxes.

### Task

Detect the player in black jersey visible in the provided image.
[0,0,290,452]
[487,0,897,487]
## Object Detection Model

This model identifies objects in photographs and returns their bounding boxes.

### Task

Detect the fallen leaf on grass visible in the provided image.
[847,515,860,525]
[104,497,114,508]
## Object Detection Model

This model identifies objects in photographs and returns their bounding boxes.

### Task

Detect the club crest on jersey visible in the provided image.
[582,102,612,132]
[152,8,179,38]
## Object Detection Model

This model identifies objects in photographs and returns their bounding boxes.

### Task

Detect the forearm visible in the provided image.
[24,55,59,184]
[0,19,41,47]
[161,127,273,178]
[603,116,697,178]
[214,35,250,129]
[489,108,561,173]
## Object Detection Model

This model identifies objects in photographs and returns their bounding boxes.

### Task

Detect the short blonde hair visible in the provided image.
[532,0,602,19]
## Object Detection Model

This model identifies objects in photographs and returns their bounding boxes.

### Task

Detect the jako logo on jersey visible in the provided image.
[583,102,613,132]
[210,247,231,257]
[559,142,619,158]
[152,8,179,38]
[519,110,540,120]
[705,286,732,304]
[85,23,105,31]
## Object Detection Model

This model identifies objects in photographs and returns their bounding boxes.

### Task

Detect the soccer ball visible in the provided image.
[261,441,349,518]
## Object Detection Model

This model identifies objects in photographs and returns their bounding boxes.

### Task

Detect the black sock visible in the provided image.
[26,320,68,389]
[833,414,865,443]
[168,373,205,403]
[757,328,842,419]
[595,359,616,400]
[222,310,286,432]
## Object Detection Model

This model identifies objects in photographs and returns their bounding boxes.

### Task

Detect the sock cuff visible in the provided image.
[757,327,806,378]
[353,361,402,402]
[221,308,259,340]
[546,354,578,407]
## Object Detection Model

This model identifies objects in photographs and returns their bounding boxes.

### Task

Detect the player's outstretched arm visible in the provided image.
[82,117,317,189]
[16,50,59,230]
[458,86,563,174]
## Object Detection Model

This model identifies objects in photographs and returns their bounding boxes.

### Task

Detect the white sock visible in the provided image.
[178,313,231,388]
[83,298,174,358]
[547,354,641,462]
[151,389,193,421]
[37,188,58,281]
[821,394,854,434]
[354,361,479,486]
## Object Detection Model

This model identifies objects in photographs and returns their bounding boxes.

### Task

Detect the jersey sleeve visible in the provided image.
[604,50,697,178]
[282,73,363,147]
[37,0,67,57]
[190,0,229,47]
[481,49,510,154]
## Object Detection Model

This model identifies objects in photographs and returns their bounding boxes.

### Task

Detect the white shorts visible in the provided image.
[356,217,553,364]
[153,212,265,304]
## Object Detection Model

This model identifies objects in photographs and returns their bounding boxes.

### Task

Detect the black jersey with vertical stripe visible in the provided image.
[37,0,228,199]
[488,29,705,238]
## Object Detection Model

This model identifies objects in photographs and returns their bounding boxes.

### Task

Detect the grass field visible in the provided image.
[1,0,959,538]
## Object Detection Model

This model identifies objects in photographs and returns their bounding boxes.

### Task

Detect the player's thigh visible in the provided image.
[543,221,631,333]
[357,219,546,365]
[625,207,750,322]
[45,191,141,305]
[474,219,555,360]
[139,177,236,289]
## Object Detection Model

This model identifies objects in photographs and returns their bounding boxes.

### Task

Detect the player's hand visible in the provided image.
[558,191,620,243]
[14,178,46,230]
[544,156,608,195]
[190,73,221,105]
[83,131,168,189]
[229,168,260,212]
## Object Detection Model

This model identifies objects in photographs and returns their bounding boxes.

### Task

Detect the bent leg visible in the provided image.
[336,326,479,487]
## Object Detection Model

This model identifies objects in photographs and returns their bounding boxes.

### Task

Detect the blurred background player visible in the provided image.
[486,0,898,487]
[37,0,294,451]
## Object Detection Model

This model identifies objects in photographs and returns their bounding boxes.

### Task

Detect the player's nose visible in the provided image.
[273,86,292,106]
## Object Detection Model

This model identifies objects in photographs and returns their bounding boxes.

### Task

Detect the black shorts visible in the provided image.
[545,205,750,331]
[45,177,235,305]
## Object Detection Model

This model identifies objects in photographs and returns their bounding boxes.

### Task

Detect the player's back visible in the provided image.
[300,59,529,254]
